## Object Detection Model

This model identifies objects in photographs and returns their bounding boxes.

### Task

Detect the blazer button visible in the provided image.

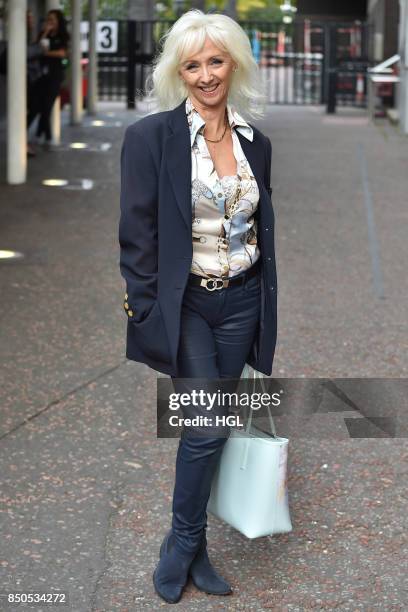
[125,293,128,300]
[265,227,269,231]
[224,214,230,220]
[267,257,271,261]
[128,310,133,316]
[124,302,129,309]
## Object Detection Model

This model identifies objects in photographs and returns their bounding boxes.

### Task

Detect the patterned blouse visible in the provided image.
[186,96,260,279]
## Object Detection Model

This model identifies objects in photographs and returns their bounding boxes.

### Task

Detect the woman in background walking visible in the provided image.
[27,9,69,148]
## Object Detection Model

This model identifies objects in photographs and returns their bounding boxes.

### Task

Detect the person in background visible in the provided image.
[26,9,43,157]
[0,10,42,157]
[27,9,69,150]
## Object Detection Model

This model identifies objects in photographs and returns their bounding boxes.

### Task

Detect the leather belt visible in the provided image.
[188,260,260,292]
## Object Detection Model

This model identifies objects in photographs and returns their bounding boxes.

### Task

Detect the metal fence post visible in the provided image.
[327,24,337,114]
[127,20,136,109]
[321,23,330,104]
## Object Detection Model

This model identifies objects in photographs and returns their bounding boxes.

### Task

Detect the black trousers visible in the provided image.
[27,73,63,142]
[170,265,261,553]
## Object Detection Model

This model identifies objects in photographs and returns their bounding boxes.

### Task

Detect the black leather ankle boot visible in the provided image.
[189,531,232,595]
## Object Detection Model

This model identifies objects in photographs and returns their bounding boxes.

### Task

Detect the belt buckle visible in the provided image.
[203,277,225,291]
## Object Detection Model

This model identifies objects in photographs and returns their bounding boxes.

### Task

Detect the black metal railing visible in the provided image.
[85,19,370,109]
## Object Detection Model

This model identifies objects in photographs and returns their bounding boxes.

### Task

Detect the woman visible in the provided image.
[119,10,277,604]
[27,9,69,147]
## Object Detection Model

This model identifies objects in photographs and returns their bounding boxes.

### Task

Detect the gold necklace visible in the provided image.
[203,111,228,143]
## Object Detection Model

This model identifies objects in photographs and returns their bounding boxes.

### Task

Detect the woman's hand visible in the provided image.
[40,24,53,38]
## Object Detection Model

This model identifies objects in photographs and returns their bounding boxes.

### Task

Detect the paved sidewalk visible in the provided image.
[0,102,407,611]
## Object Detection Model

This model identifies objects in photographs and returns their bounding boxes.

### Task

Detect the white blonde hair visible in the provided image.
[143,9,267,119]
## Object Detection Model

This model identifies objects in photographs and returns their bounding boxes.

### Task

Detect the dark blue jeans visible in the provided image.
[170,266,261,553]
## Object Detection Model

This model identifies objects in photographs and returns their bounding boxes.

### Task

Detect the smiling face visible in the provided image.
[178,36,237,110]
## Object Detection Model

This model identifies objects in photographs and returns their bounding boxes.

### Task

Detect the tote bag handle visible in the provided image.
[240,365,277,470]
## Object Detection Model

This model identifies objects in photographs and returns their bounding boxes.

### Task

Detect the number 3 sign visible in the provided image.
[80,21,118,54]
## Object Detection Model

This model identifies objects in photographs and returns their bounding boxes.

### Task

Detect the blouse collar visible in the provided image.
[185,96,253,147]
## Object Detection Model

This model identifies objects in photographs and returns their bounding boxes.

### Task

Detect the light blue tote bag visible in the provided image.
[207,365,293,539]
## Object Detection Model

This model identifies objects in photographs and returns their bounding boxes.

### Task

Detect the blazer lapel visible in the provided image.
[236,130,267,198]
[165,99,193,231]
[165,98,267,231]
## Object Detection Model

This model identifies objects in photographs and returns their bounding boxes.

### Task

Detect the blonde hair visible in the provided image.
[144,9,267,119]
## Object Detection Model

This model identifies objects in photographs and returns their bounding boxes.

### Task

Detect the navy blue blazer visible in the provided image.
[119,97,277,376]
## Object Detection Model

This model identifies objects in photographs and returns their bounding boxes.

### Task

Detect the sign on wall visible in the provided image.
[80,21,118,54]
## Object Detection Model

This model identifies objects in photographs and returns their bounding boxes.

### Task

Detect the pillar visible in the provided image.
[87,0,98,115]
[70,0,83,125]
[7,0,27,185]
[399,0,408,133]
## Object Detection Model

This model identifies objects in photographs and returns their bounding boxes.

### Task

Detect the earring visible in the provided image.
[233,66,238,72]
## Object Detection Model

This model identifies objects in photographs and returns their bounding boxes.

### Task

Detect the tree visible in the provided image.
[237,0,284,21]
[61,0,128,19]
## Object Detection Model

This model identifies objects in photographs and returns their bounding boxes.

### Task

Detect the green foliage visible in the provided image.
[158,1,225,19]
[59,0,285,20]
[239,1,285,21]
[61,0,127,19]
